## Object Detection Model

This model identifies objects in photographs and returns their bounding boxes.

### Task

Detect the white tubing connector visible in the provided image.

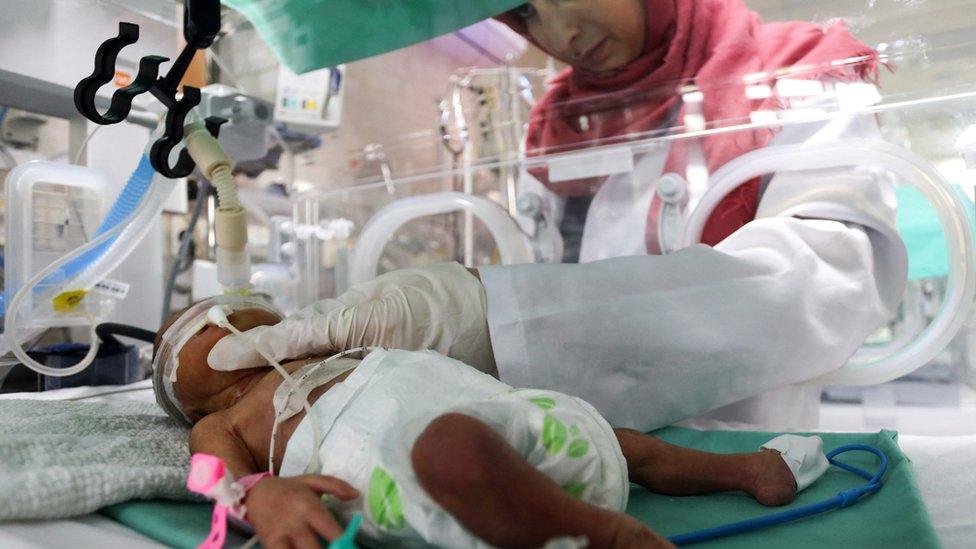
[185,122,251,294]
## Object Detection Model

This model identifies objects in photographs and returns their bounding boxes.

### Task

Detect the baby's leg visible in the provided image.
[614,429,796,506]
[411,413,672,548]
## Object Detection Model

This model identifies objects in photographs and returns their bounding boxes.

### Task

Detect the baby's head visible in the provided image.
[152,296,282,426]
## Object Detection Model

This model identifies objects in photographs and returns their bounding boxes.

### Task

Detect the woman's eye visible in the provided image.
[516,3,537,20]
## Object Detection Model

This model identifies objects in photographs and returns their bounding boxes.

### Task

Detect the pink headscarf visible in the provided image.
[498,0,878,249]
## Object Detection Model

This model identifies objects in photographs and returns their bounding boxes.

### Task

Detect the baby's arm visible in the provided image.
[189,413,259,478]
[189,414,359,549]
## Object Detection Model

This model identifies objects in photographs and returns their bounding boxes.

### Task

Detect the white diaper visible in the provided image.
[280,349,628,548]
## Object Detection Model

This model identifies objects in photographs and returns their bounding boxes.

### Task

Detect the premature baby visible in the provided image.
[154,300,805,549]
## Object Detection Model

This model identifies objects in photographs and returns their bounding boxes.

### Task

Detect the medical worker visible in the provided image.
[210,0,907,431]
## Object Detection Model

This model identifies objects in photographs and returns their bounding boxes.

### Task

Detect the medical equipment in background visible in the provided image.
[38,322,155,391]
[74,0,253,292]
[200,84,276,164]
[274,65,345,136]
[1,0,260,380]
[348,192,533,286]
[0,122,237,378]
[438,67,547,265]
[280,64,547,301]
[73,4,220,178]
[162,85,281,319]
[1,151,170,377]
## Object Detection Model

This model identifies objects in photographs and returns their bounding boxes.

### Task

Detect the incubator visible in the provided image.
[0,0,971,432]
[271,0,976,434]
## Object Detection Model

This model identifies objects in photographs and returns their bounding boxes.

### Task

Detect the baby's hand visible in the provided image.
[245,475,359,549]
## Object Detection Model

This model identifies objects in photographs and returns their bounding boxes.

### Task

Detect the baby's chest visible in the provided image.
[236,382,334,473]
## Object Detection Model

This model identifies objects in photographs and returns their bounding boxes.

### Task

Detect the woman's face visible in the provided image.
[520,0,647,73]
[171,307,281,421]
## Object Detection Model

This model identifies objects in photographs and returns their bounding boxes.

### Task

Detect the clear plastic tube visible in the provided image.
[4,165,171,377]
[0,155,157,317]
[71,169,174,292]
[679,138,976,386]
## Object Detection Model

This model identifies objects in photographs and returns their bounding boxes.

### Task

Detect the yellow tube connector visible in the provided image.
[184,122,251,294]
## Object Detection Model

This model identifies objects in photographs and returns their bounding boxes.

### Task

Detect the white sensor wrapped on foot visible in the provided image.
[760,434,830,491]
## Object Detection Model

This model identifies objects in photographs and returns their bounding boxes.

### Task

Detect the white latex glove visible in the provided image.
[208,262,497,375]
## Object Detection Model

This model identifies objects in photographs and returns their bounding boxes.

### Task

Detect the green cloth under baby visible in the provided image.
[101,427,937,548]
[631,427,938,548]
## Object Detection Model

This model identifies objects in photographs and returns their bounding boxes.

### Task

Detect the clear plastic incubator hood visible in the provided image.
[225,0,976,391]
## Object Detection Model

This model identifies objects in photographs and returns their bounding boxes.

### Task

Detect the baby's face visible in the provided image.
[171,307,281,421]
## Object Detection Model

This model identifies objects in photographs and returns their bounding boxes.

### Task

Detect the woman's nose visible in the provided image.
[558,18,583,59]
[538,4,583,59]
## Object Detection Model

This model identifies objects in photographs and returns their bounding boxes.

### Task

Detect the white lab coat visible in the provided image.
[481,110,908,432]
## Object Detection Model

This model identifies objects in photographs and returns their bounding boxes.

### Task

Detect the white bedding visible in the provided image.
[2,383,974,548]
[900,434,976,548]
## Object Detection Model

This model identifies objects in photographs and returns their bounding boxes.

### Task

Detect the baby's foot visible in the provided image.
[749,449,797,506]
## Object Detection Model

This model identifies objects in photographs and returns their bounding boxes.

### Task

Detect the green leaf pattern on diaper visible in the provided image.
[529,397,556,410]
[562,481,588,499]
[533,399,591,460]
[368,467,404,531]
[567,438,590,458]
[542,414,568,454]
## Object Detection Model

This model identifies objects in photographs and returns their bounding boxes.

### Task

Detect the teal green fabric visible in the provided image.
[630,427,938,548]
[101,500,251,549]
[221,0,526,73]
[102,429,937,549]
[896,185,976,280]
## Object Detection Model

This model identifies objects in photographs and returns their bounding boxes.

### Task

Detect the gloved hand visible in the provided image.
[207,262,497,375]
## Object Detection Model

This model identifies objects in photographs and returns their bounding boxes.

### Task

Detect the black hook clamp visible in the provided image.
[73,0,222,178]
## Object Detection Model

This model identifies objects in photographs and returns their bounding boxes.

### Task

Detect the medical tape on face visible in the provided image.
[169,314,209,383]
[167,302,265,384]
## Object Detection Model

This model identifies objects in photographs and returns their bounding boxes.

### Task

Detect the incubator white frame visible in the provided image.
[677,138,976,385]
